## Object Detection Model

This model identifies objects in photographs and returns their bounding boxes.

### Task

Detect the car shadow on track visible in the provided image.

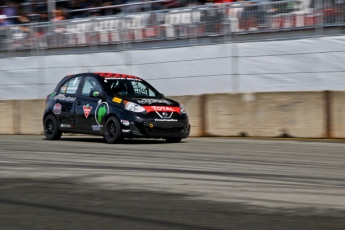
[44,136,187,144]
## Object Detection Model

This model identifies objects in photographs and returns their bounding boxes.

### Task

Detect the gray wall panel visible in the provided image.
[1,35,345,100]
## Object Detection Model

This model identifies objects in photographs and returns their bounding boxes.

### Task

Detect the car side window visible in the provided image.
[60,77,82,94]
[81,76,102,97]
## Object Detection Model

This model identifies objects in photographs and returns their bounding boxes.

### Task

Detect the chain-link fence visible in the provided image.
[0,0,344,56]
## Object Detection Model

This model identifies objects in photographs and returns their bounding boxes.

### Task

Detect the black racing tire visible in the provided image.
[103,116,123,144]
[44,114,62,140]
[165,138,182,143]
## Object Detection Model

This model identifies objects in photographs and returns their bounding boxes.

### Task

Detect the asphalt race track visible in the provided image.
[0,135,345,230]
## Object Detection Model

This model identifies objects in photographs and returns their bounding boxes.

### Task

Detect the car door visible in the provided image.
[54,76,82,130]
[74,75,104,132]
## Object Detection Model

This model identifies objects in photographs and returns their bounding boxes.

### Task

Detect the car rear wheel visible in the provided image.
[165,138,182,143]
[44,114,62,140]
[103,116,122,144]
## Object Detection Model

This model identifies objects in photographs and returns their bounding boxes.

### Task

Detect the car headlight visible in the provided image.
[179,103,186,113]
[124,101,145,113]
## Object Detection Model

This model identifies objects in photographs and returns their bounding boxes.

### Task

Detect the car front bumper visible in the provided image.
[120,115,190,139]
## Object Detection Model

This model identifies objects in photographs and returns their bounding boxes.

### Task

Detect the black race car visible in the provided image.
[43,72,190,143]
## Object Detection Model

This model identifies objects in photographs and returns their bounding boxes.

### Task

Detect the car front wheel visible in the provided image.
[103,116,122,144]
[44,114,62,140]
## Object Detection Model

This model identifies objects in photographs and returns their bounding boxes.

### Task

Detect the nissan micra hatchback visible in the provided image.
[43,72,190,143]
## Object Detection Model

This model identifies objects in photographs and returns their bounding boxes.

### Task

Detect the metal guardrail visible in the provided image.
[0,1,344,53]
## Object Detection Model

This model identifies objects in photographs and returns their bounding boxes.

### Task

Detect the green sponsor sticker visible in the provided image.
[97,105,107,123]
[93,91,100,97]
[50,92,56,99]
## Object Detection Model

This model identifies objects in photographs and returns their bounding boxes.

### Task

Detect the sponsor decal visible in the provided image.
[83,104,92,118]
[103,76,141,81]
[112,97,122,104]
[95,102,109,126]
[60,86,67,93]
[154,119,178,122]
[122,129,130,133]
[92,125,101,131]
[93,91,100,97]
[121,120,130,126]
[60,124,72,128]
[53,94,76,102]
[50,92,56,99]
[137,99,172,105]
[53,103,61,115]
[143,106,180,114]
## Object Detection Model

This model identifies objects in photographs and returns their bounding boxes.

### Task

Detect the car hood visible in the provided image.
[129,97,180,107]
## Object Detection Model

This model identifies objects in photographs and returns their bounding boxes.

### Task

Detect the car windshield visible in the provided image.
[101,78,161,98]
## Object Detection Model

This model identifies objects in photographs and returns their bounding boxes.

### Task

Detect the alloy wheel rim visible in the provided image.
[45,119,54,136]
[108,121,116,138]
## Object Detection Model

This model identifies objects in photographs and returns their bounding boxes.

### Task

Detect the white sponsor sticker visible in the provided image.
[137,99,172,105]
[154,119,178,122]
[122,129,130,133]
[60,124,72,128]
[54,94,76,101]
[121,120,130,126]
[92,125,101,131]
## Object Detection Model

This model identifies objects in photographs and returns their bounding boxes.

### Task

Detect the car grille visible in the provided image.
[145,127,184,135]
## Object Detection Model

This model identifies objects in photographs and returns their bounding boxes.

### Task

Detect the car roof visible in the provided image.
[65,72,143,81]
[95,72,143,81]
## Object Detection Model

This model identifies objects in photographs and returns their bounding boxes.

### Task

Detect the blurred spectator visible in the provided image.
[38,11,49,23]
[15,11,30,32]
[68,0,85,18]
[32,1,47,13]
[214,0,233,4]
[52,9,66,21]
[3,1,17,17]
[102,0,120,15]
[3,0,17,24]
[0,14,10,26]
[240,0,258,30]
[79,0,92,9]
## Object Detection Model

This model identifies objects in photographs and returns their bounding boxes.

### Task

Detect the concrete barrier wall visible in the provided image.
[168,95,202,137]
[204,92,326,138]
[0,100,45,135]
[1,91,345,139]
[331,91,345,138]
[0,100,15,134]
[19,100,46,135]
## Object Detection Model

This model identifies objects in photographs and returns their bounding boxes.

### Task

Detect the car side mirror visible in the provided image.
[90,90,104,98]
[159,93,165,98]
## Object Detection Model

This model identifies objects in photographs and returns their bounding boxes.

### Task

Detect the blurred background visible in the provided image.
[0,0,345,138]
[0,0,344,50]
[1,1,345,229]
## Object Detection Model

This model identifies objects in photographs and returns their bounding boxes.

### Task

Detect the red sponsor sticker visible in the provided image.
[143,106,180,114]
[53,103,61,115]
[83,104,92,118]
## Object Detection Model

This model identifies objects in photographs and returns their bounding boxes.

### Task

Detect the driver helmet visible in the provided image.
[114,84,127,95]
